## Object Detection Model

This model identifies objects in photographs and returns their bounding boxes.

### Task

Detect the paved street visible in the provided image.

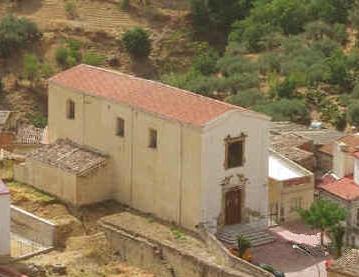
[252,221,331,277]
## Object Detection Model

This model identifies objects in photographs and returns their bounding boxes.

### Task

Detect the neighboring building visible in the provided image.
[270,121,344,180]
[14,64,270,232]
[268,150,314,224]
[318,134,359,175]
[0,180,10,259]
[319,140,359,247]
[327,249,359,277]
[270,133,316,171]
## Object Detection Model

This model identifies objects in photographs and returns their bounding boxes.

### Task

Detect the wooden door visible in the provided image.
[225,189,242,225]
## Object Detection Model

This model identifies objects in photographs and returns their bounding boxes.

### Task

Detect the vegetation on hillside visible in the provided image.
[162,0,359,130]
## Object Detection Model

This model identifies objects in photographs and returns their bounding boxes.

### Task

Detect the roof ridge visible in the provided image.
[76,64,262,114]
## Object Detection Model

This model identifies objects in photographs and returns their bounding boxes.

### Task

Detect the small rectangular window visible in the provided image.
[116,117,125,137]
[225,137,245,169]
[149,129,157,149]
[66,100,75,119]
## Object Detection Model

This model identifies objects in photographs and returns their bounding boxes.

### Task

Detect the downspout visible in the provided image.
[178,123,183,225]
[130,107,135,206]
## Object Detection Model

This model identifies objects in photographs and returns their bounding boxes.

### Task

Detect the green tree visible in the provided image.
[329,224,346,258]
[0,15,40,57]
[55,47,69,68]
[299,199,346,246]
[122,27,151,58]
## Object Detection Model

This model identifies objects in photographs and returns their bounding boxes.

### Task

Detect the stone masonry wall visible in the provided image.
[100,220,273,277]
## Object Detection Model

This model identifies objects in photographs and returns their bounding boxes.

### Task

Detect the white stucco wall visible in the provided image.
[0,188,10,257]
[333,142,354,178]
[201,110,270,229]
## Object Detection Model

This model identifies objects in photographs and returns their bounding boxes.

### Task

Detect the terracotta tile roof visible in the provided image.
[49,65,266,127]
[319,134,359,156]
[319,175,359,201]
[329,249,359,276]
[27,139,107,176]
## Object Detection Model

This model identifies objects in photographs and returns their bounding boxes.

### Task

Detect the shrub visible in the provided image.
[23,53,39,81]
[55,47,69,67]
[64,0,77,19]
[28,113,48,128]
[83,52,106,66]
[122,27,151,58]
[237,235,251,258]
[67,39,82,62]
[275,77,296,98]
[40,63,54,78]
[348,101,359,127]
[119,0,130,10]
[225,88,266,108]
[192,48,219,76]
[254,99,310,124]
[0,15,40,57]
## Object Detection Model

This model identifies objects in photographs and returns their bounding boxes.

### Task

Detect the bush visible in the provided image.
[119,0,130,10]
[348,101,359,127]
[23,53,39,81]
[275,77,296,98]
[28,113,48,128]
[0,15,40,57]
[64,0,77,19]
[122,27,151,58]
[40,63,54,78]
[254,99,310,124]
[83,52,106,66]
[192,48,219,76]
[237,235,251,258]
[55,47,69,67]
[225,88,266,108]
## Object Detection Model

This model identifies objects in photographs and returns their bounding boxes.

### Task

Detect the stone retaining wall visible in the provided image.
[100,220,273,277]
[11,205,56,247]
[197,226,273,277]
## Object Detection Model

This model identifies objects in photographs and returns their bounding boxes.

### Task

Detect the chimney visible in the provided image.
[0,181,10,259]
[333,142,354,178]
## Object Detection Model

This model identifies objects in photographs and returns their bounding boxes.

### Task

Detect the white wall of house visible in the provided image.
[0,183,10,257]
[201,110,270,230]
[333,142,354,178]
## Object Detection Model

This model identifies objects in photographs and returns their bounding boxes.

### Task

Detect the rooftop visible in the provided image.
[329,249,359,276]
[270,133,314,163]
[269,151,309,181]
[49,65,267,127]
[27,139,107,176]
[270,121,344,145]
[319,175,359,201]
[319,134,359,156]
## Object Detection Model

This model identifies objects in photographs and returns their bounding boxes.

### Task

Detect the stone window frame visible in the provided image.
[224,133,246,170]
[116,117,125,137]
[66,99,76,120]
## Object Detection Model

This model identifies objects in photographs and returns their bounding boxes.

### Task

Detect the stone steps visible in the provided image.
[217,224,276,248]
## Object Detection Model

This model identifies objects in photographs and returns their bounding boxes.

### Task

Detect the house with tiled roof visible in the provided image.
[319,139,359,247]
[14,64,270,232]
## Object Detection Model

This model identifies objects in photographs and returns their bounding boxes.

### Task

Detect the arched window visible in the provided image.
[66,99,75,119]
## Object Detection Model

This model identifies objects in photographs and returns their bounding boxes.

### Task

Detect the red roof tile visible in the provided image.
[49,65,265,126]
[320,175,359,201]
